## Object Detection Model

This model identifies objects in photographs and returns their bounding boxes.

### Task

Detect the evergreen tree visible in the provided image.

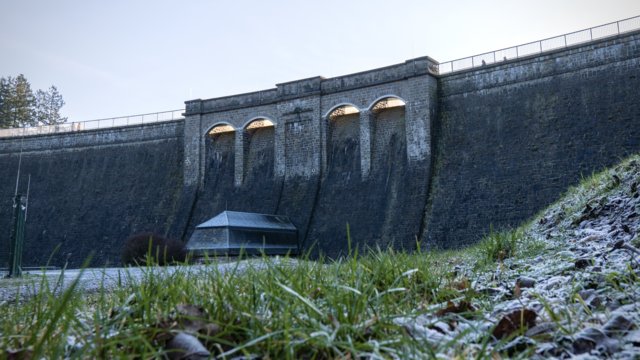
[0,76,16,128]
[35,86,67,125]
[12,74,37,127]
[0,74,67,128]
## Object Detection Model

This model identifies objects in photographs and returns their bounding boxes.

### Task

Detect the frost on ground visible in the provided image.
[398,157,640,358]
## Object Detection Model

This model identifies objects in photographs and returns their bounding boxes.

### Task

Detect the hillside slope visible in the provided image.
[404,154,640,357]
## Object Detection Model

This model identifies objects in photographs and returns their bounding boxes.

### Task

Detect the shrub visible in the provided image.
[121,232,186,266]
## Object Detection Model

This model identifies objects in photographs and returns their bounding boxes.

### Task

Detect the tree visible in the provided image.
[0,74,67,128]
[12,74,37,127]
[35,86,67,125]
[0,77,16,128]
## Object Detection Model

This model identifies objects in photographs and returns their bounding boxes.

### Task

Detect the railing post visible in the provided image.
[589,28,593,41]
[617,21,620,34]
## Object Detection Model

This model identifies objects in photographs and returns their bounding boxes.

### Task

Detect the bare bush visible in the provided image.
[121,232,186,266]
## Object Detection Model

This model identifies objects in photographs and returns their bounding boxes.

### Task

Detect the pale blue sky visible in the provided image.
[1,0,639,122]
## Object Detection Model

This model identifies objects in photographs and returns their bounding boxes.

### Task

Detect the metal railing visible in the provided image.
[438,15,640,74]
[0,109,184,138]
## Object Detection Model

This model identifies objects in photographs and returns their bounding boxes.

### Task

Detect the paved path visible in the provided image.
[0,258,294,303]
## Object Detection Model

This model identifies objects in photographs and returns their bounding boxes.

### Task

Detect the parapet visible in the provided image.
[184,56,439,116]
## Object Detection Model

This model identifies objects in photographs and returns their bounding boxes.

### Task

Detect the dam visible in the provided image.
[1,19,639,267]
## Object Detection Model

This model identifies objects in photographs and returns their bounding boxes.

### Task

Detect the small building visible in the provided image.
[186,211,298,256]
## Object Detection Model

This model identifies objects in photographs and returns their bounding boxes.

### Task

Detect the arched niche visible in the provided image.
[368,96,407,172]
[203,123,236,187]
[242,117,276,183]
[325,104,361,176]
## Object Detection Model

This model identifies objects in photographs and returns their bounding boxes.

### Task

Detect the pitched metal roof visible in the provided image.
[195,211,297,231]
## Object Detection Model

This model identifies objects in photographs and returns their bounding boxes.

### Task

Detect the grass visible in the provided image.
[0,247,515,359]
[1,154,638,358]
[0,225,550,359]
[0,233,557,359]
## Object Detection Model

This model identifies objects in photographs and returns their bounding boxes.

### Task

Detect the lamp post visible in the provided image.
[8,194,26,278]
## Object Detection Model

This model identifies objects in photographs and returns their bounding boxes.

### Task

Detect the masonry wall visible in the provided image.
[306,106,430,256]
[0,121,184,268]
[423,32,640,248]
[184,57,437,256]
[185,126,285,239]
[275,95,323,245]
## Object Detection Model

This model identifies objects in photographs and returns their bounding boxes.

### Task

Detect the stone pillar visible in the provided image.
[234,129,245,187]
[274,122,286,178]
[183,113,202,188]
[320,115,328,175]
[359,109,372,179]
[404,76,437,163]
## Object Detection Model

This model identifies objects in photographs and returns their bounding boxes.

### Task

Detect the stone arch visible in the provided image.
[323,103,360,120]
[241,117,276,184]
[242,117,276,130]
[367,96,407,173]
[205,122,235,138]
[367,95,407,113]
[323,104,361,179]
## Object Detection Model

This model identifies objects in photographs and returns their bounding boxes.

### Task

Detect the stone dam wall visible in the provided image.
[424,31,640,247]
[1,31,639,267]
[0,122,184,267]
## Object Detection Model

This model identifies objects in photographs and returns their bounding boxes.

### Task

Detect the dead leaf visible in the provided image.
[175,303,221,337]
[153,319,178,342]
[492,309,537,339]
[166,332,210,360]
[452,277,470,290]
[149,303,225,353]
[310,287,323,299]
[435,300,476,317]
[198,323,222,338]
[7,348,33,360]
[513,282,521,299]
[602,314,635,337]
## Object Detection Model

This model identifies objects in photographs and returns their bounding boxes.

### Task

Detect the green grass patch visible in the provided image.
[0,248,506,359]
